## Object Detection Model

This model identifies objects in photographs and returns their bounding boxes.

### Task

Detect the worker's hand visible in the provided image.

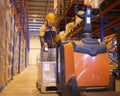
[43,43,48,51]
[41,42,48,51]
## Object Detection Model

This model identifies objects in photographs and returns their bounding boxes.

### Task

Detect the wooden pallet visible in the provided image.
[36,82,58,93]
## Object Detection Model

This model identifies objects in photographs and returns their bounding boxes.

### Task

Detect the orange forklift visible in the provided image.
[56,5,116,96]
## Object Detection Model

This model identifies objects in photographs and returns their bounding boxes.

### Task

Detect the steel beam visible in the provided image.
[102,0,120,16]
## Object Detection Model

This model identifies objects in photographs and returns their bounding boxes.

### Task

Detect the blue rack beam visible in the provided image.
[104,20,120,33]
[100,18,104,42]
[17,0,23,73]
[11,0,17,78]
[18,32,21,74]
[75,0,80,39]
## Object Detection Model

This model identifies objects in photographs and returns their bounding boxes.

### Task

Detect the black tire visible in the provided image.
[70,77,79,96]
[109,75,116,91]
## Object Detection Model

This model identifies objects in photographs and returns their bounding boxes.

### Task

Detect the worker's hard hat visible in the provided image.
[46,13,55,23]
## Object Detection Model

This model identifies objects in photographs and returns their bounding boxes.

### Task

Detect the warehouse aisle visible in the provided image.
[0,66,57,96]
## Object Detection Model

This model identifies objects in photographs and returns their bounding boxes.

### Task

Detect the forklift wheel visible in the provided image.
[109,75,115,91]
[70,77,79,96]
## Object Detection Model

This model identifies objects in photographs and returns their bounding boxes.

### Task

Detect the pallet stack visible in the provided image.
[20,39,26,72]
[55,0,75,27]
[14,31,19,75]
[0,49,6,91]
[0,0,13,90]
[37,48,57,93]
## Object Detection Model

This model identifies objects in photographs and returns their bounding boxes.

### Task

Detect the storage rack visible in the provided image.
[12,0,29,75]
[0,0,29,91]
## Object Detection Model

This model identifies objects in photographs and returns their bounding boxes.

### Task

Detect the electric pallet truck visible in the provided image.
[56,5,116,96]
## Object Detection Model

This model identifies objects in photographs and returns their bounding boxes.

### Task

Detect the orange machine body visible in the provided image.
[64,43,75,82]
[63,42,110,87]
[74,52,110,87]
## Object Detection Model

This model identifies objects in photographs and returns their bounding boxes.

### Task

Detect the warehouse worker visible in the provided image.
[39,13,60,61]
[40,13,60,48]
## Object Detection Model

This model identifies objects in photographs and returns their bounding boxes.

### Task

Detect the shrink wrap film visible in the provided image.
[40,61,56,84]
[59,31,65,41]
[75,11,84,26]
[84,0,104,8]
[65,22,75,34]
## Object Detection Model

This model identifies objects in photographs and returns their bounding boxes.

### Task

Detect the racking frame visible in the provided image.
[55,0,120,77]
[12,0,29,75]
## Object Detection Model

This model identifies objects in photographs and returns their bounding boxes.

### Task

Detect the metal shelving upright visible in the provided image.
[12,0,29,75]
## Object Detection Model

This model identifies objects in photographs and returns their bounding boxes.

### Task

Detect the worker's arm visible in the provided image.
[51,26,61,45]
[39,36,45,48]
[39,24,47,49]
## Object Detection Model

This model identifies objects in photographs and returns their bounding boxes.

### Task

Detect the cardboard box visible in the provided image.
[84,0,104,8]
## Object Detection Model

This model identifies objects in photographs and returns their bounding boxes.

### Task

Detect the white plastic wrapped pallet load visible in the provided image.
[59,31,65,41]
[65,22,75,34]
[42,62,56,84]
[75,11,84,26]
[84,0,104,8]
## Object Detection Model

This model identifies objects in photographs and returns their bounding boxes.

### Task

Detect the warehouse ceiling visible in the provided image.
[27,0,54,34]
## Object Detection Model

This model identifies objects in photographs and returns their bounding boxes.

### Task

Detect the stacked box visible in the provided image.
[65,22,75,34]
[84,0,104,8]
[104,34,116,49]
[75,11,84,26]
[0,70,5,87]
[0,3,6,49]
[14,30,19,74]
[37,48,57,92]
[14,47,18,75]
[0,31,6,49]
[0,0,7,88]
[3,51,12,83]
[65,0,70,9]
[60,1,65,15]
[4,64,12,83]
[0,0,13,88]
[37,61,57,93]
[0,49,6,87]
[42,62,56,84]
[20,39,26,72]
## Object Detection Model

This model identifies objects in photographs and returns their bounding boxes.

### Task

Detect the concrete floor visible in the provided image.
[0,66,57,96]
[0,66,120,96]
